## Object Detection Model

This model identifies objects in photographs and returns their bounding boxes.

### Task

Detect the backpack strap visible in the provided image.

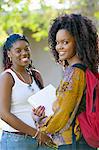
[72,63,87,72]
[72,118,76,150]
[71,63,87,150]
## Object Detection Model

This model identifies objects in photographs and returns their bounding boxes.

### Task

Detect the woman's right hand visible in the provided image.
[32,106,45,117]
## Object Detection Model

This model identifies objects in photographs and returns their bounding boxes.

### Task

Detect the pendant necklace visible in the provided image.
[11,67,34,91]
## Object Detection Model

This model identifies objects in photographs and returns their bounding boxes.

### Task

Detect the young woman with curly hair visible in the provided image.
[32,14,98,150]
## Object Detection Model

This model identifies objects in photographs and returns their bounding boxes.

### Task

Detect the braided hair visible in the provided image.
[3,34,29,70]
[48,14,98,73]
[2,33,44,89]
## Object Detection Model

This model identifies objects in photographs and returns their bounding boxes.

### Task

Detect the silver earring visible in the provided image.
[8,57,12,62]
[76,52,79,57]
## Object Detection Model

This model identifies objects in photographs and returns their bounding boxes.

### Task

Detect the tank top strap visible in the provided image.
[4,69,18,82]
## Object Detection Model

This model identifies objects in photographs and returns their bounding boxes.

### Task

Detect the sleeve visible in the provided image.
[40,68,86,134]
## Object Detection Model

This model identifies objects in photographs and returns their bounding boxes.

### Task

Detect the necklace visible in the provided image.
[11,67,34,91]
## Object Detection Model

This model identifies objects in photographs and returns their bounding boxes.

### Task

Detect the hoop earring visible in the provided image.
[10,57,12,62]
[8,57,12,63]
[76,52,79,57]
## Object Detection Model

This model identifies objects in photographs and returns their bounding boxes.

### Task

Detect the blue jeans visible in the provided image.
[0,131,55,150]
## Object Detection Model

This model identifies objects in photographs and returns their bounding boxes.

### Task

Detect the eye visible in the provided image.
[16,49,21,53]
[63,41,68,45]
[25,48,29,51]
[24,46,30,52]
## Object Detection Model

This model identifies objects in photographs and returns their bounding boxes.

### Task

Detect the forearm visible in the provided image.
[40,110,68,134]
[1,112,57,148]
[1,111,37,137]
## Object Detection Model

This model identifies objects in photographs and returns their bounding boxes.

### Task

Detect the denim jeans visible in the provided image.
[0,131,55,150]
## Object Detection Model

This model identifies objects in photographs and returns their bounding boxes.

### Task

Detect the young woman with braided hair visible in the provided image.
[0,34,56,150]
[32,14,98,150]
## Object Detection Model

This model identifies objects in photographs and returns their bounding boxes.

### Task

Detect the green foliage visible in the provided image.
[0,0,59,45]
[95,12,99,19]
[0,0,99,46]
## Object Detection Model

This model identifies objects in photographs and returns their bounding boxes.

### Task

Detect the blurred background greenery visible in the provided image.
[0,0,99,45]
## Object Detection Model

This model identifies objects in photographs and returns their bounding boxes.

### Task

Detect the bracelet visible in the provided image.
[32,129,39,139]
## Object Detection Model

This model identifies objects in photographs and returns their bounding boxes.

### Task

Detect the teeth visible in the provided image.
[22,58,29,61]
[59,52,65,55]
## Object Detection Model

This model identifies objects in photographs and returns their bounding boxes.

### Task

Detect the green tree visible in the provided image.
[0,0,99,45]
[0,0,60,45]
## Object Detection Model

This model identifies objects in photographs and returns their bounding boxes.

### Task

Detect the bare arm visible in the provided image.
[0,72,36,136]
[0,72,56,147]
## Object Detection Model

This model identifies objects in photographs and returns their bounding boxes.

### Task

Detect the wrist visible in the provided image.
[32,128,39,139]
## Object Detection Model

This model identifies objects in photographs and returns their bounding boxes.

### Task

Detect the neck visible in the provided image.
[67,55,82,66]
[11,65,26,73]
[10,66,32,85]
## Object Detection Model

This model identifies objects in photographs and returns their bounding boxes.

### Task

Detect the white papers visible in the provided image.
[28,84,56,116]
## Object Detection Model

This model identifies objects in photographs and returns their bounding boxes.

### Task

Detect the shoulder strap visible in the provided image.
[71,64,87,150]
[4,69,17,81]
[72,63,87,72]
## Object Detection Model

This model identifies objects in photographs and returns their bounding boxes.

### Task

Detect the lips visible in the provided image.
[21,57,29,62]
[59,52,66,57]
[59,52,65,55]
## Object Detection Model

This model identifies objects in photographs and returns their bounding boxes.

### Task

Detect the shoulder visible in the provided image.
[73,67,85,76]
[0,70,12,80]
[31,69,44,88]
[71,63,86,78]
[32,69,43,80]
[32,69,41,75]
[0,69,14,86]
[71,67,86,85]
[64,66,85,83]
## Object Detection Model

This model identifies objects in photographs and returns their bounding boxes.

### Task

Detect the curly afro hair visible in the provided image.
[48,14,98,73]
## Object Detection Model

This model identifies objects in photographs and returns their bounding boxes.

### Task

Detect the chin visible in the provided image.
[21,62,29,67]
[59,55,68,61]
[59,57,67,61]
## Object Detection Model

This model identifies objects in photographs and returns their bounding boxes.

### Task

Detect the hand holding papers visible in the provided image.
[28,84,56,116]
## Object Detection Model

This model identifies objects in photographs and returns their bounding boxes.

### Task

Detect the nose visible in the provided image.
[56,43,63,52]
[21,49,28,55]
[21,49,29,58]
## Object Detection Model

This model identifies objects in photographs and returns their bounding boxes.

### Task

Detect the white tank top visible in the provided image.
[2,69,40,132]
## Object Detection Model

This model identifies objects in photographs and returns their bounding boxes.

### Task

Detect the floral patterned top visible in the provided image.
[40,65,86,145]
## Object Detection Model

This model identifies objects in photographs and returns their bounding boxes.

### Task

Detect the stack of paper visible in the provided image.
[28,84,56,116]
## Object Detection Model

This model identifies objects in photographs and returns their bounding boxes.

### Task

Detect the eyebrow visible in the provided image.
[56,39,69,42]
[14,44,30,50]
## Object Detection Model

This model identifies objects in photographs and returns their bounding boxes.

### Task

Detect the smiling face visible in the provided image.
[56,29,76,63]
[8,40,31,68]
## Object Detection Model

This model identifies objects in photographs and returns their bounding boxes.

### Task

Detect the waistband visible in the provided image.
[3,130,30,136]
